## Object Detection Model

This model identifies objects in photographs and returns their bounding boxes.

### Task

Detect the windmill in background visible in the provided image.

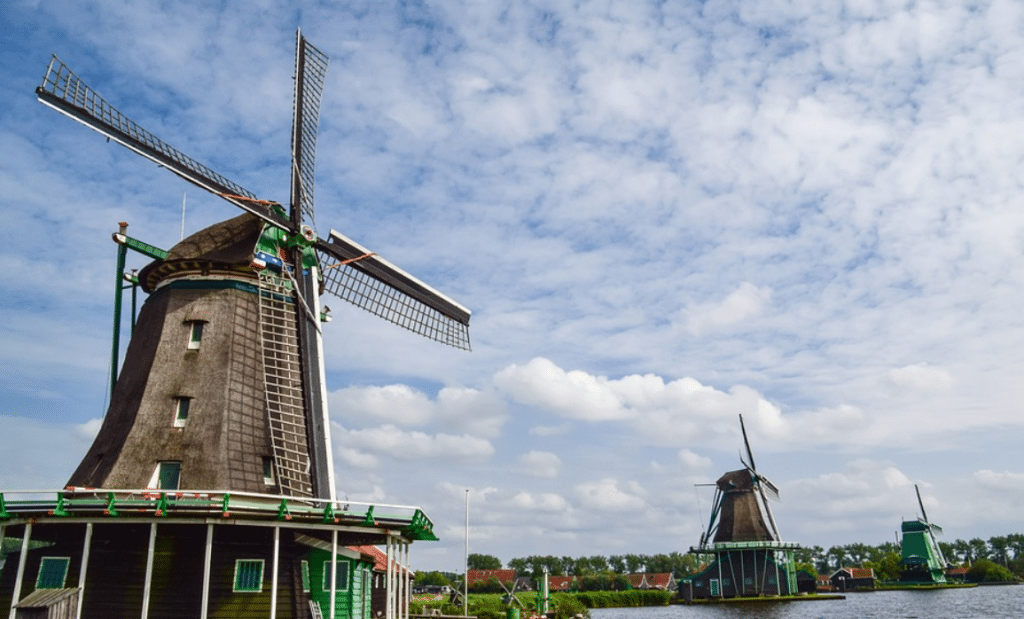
[899,484,949,584]
[0,30,467,619]
[683,415,801,600]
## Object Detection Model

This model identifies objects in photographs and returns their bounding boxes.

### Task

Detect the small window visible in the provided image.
[36,557,70,589]
[234,559,264,592]
[187,321,204,350]
[301,560,311,593]
[173,397,191,428]
[148,461,181,490]
[262,457,275,485]
[323,560,349,591]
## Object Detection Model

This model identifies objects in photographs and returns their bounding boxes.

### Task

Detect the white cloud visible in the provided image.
[680,282,773,337]
[335,424,494,461]
[678,449,712,471]
[575,478,647,512]
[518,451,561,478]
[888,363,954,391]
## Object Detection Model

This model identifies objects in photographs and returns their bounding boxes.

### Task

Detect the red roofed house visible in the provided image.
[830,567,875,591]
[350,545,413,619]
[547,576,577,592]
[625,573,676,591]
[467,569,516,587]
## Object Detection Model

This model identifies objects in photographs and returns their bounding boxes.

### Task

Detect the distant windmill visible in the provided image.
[0,30,465,618]
[685,415,800,600]
[899,484,949,584]
[35,31,471,501]
[699,414,782,547]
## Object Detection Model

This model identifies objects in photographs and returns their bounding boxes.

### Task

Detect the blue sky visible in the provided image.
[3,0,1024,571]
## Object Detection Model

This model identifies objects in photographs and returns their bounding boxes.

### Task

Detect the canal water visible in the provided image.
[589,586,1023,619]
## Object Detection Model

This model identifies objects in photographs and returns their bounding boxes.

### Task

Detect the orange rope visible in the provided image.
[219,193,279,206]
[324,252,376,269]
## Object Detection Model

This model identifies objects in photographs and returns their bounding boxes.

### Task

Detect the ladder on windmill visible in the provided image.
[259,271,314,498]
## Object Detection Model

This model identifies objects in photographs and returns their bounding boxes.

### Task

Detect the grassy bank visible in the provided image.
[412,590,672,619]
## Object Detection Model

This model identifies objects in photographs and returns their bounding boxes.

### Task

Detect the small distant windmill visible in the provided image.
[899,484,949,584]
[685,415,800,600]
[36,30,471,501]
[698,415,782,548]
[0,30,467,618]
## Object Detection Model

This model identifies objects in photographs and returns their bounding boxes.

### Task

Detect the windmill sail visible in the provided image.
[291,30,329,229]
[36,55,291,231]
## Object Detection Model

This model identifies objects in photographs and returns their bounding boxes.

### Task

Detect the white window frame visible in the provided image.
[173,396,191,428]
[233,559,265,593]
[147,461,182,490]
[186,320,205,350]
[262,456,276,485]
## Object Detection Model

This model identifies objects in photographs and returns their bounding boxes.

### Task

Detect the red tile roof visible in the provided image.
[348,545,410,574]
[468,569,516,585]
[548,576,576,591]
[833,567,875,580]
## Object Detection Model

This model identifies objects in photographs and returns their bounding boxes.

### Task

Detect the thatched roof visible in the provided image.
[139,213,266,291]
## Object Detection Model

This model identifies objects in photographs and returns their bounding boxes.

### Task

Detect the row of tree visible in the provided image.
[454,533,1024,583]
[796,534,1024,575]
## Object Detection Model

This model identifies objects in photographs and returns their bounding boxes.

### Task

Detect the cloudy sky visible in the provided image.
[3,0,1024,571]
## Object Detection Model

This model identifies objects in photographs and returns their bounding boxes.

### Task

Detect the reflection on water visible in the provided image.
[589,586,1023,619]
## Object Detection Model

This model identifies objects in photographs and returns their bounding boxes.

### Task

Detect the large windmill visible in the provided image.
[684,415,800,600]
[35,31,470,501]
[0,31,467,619]
[899,484,949,584]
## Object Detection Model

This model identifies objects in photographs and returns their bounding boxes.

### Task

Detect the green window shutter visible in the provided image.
[36,557,70,589]
[234,559,264,592]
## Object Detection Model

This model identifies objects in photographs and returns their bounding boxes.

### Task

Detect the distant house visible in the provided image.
[815,574,834,592]
[467,569,516,588]
[625,573,676,591]
[945,566,969,582]
[830,567,875,591]
[547,576,577,592]
[349,545,412,619]
[513,576,533,592]
[795,570,816,593]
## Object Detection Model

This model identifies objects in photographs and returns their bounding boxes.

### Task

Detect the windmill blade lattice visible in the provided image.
[36,55,291,231]
[320,231,472,350]
[290,33,329,228]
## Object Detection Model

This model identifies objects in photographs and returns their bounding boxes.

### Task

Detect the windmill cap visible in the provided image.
[138,213,265,292]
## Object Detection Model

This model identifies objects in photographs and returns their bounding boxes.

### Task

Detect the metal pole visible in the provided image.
[130,271,139,335]
[201,524,213,619]
[8,522,31,619]
[271,526,280,618]
[76,522,93,619]
[464,489,469,618]
[330,529,338,619]
[141,522,157,619]
[110,229,128,402]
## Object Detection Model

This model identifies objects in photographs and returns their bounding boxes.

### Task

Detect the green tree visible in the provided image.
[468,553,502,570]
[415,571,453,587]
[871,552,902,582]
[607,555,626,573]
[966,558,1015,583]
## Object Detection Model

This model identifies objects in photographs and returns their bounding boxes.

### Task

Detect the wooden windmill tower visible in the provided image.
[899,484,949,584]
[0,31,468,619]
[683,415,800,600]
